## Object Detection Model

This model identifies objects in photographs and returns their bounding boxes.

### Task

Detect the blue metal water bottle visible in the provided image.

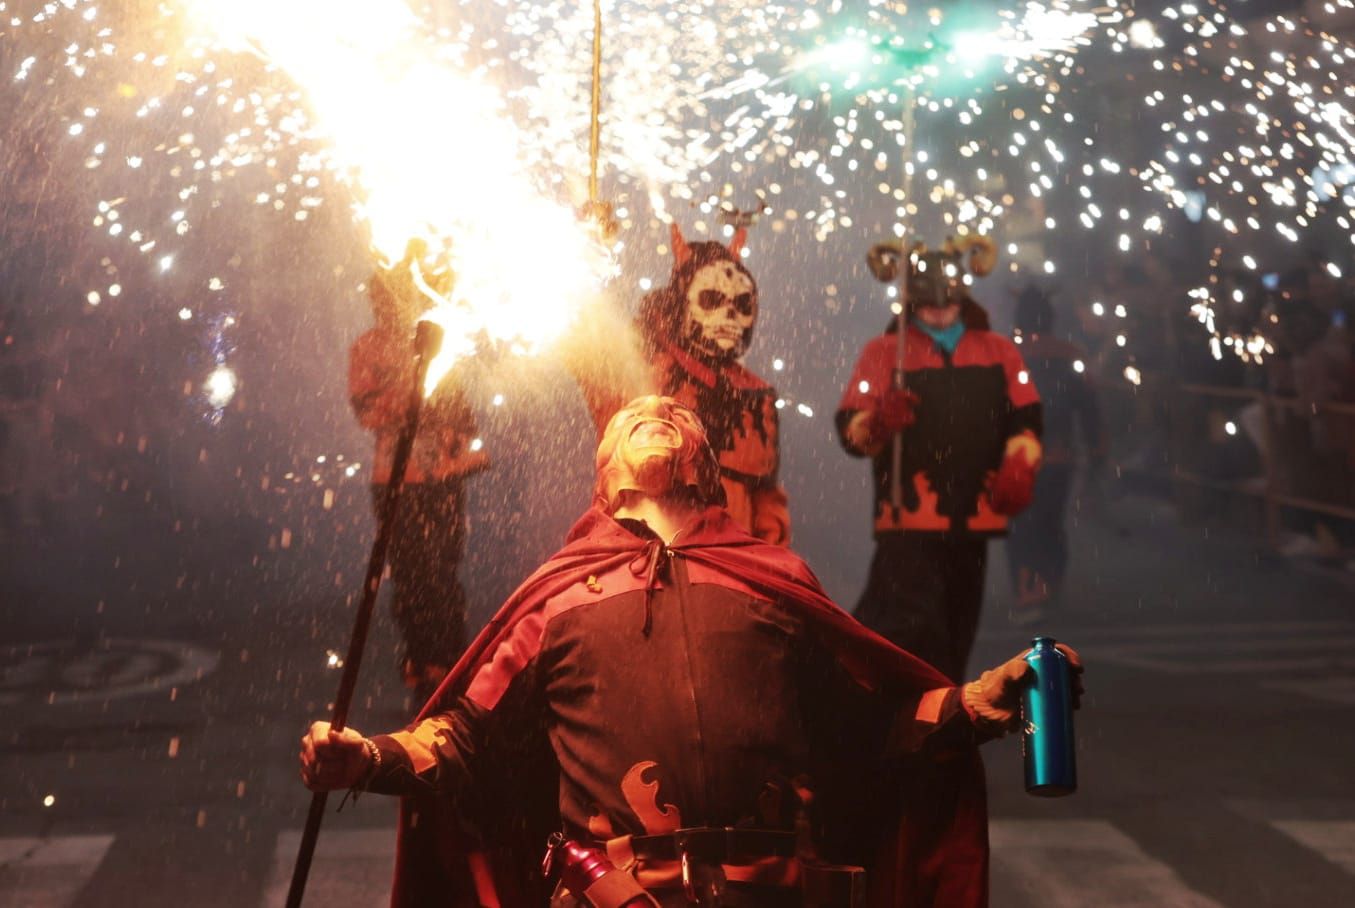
[1021,636,1077,796]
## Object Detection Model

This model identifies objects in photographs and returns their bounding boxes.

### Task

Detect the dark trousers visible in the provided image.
[852,535,988,683]
[372,480,468,679]
[1005,463,1074,605]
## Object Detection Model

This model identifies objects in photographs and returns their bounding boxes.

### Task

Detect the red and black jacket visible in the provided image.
[367,506,989,906]
[836,306,1042,537]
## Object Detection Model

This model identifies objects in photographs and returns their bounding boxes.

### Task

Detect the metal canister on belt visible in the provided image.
[1021,636,1077,796]
[542,833,658,907]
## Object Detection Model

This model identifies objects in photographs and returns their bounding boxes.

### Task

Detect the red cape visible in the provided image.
[389,506,988,906]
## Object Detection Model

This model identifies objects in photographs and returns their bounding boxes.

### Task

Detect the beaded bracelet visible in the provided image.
[361,737,382,787]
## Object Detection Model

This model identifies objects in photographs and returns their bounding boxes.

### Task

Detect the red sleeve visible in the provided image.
[367,683,539,798]
[367,611,547,797]
[837,337,890,414]
[888,687,979,756]
[348,331,413,431]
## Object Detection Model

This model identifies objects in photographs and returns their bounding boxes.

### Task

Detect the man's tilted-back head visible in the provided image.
[594,395,726,513]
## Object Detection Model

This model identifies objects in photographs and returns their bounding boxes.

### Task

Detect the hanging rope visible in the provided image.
[580,0,617,241]
[588,0,602,204]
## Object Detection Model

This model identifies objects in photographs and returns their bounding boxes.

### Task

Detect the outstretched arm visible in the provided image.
[556,295,655,437]
[883,644,1084,756]
[959,644,1084,741]
[299,654,543,798]
[298,696,494,798]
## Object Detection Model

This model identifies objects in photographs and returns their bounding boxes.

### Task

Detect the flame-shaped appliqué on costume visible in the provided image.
[619,760,683,834]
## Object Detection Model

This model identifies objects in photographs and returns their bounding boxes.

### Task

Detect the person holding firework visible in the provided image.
[348,247,488,703]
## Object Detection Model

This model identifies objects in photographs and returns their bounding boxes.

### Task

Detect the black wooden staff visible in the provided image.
[285,319,444,908]
[867,239,912,515]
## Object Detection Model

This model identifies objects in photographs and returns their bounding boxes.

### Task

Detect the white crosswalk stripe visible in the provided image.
[1260,676,1355,705]
[1271,821,1355,876]
[1229,798,1355,879]
[261,827,397,908]
[0,834,115,908]
[4,813,1355,906]
[990,819,1224,907]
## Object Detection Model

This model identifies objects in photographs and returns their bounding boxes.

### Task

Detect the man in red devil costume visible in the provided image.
[576,224,789,545]
[837,238,1043,683]
[349,247,489,702]
[301,397,1080,907]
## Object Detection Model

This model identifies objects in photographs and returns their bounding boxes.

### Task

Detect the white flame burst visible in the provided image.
[179,0,615,389]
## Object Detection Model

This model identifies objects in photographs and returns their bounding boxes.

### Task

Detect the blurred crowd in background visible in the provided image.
[1046,244,1355,572]
[3,238,1354,620]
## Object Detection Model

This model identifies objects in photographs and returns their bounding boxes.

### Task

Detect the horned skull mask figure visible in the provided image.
[685,261,757,360]
[668,223,759,363]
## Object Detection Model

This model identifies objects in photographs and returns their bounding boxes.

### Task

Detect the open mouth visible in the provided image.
[627,418,682,450]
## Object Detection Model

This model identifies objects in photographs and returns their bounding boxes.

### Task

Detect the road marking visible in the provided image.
[3,816,1349,906]
[1089,650,1355,680]
[990,819,1224,907]
[1033,622,1355,679]
[991,621,1355,641]
[0,639,220,706]
[0,834,115,907]
[1260,676,1355,705]
[1270,821,1355,876]
[262,827,397,908]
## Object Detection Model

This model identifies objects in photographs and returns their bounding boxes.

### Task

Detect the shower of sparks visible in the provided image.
[1190,294,1274,364]
[756,0,1355,271]
[692,0,1118,246]
[8,0,1355,391]
[790,4,1101,88]
[14,0,621,395]
[178,0,621,390]
[743,0,1355,377]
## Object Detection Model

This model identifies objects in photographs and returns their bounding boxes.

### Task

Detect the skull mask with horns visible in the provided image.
[662,223,759,363]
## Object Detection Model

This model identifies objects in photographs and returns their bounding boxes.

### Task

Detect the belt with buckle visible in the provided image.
[628,826,798,865]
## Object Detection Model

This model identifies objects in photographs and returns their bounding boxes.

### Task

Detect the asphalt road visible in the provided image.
[3,493,1353,907]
